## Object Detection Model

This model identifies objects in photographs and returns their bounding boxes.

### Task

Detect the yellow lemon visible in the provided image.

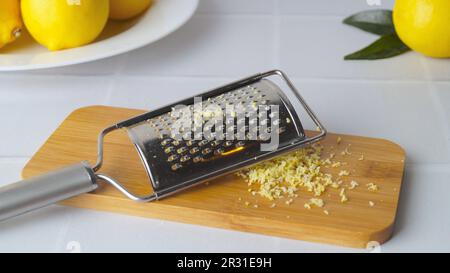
[109,0,153,20]
[393,0,450,58]
[21,0,109,51]
[0,0,22,49]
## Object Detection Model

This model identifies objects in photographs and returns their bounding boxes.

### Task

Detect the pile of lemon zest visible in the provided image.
[238,144,335,201]
[366,183,379,192]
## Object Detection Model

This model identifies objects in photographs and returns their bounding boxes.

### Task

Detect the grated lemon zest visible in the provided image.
[366,183,379,192]
[308,198,324,208]
[349,180,359,190]
[238,144,335,201]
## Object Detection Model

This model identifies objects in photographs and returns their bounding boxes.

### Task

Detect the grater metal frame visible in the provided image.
[93,70,327,202]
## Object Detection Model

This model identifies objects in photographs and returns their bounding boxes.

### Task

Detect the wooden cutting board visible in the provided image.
[22,106,406,248]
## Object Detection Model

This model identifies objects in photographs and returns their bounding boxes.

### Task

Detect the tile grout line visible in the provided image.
[0,156,31,161]
[405,163,450,173]
[52,207,77,253]
[420,56,450,152]
[273,0,281,69]
[5,72,446,84]
[0,63,449,85]
[193,12,348,19]
[47,74,449,85]
[102,54,128,105]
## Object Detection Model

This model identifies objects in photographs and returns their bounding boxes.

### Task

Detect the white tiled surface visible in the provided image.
[0,0,449,252]
[278,0,396,15]
[279,16,427,80]
[122,15,276,77]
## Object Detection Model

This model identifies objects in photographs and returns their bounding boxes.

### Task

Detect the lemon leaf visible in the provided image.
[343,9,395,35]
[344,33,410,60]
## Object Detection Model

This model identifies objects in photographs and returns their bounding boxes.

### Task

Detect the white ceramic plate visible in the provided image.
[0,0,199,71]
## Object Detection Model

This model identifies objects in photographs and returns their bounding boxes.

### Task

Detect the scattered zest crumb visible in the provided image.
[339,170,350,177]
[245,201,250,206]
[331,162,341,168]
[323,210,329,215]
[366,183,379,192]
[309,198,324,208]
[341,144,352,155]
[339,188,348,203]
[348,180,359,190]
[303,198,324,210]
[369,201,375,207]
[253,204,259,208]
[238,197,242,201]
[358,154,364,161]
[270,203,276,208]
[337,137,342,145]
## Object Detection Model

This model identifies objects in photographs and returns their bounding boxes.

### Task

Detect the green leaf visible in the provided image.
[343,9,395,35]
[344,33,410,60]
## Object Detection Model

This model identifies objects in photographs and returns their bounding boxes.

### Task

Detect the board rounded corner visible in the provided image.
[364,217,396,248]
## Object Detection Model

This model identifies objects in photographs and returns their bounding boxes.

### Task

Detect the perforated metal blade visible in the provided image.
[126,79,305,198]
[94,70,326,201]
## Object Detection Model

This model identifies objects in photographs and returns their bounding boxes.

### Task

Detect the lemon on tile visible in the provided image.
[109,0,153,20]
[0,0,22,49]
[21,0,109,51]
[394,0,450,58]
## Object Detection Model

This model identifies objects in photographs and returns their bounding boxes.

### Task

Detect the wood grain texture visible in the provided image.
[22,106,406,248]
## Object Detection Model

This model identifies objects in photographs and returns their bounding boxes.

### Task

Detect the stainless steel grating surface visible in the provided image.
[126,79,305,197]
[90,70,326,201]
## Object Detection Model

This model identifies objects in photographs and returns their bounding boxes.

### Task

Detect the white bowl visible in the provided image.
[0,0,199,71]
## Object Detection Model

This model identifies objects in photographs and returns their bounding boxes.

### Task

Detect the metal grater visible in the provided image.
[0,70,326,221]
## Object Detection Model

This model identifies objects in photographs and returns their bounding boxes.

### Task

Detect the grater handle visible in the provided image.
[0,162,98,222]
